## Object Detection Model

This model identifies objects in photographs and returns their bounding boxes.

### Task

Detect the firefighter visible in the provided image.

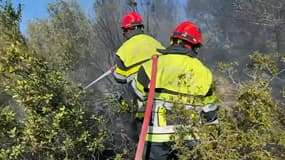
[112,12,165,146]
[113,12,165,118]
[113,11,164,83]
[131,21,219,159]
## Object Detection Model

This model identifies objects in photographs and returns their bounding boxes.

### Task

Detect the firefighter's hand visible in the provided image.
[200,104,219,125]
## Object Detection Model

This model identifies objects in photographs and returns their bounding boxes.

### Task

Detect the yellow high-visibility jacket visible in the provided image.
[114,33,165,83]
[131,46,218,142]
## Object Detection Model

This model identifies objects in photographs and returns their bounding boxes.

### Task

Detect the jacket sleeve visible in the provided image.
[113,55,128,83]
[131,66,150,101]
[200,86,219,125]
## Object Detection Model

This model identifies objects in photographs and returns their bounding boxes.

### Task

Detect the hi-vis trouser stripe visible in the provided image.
[146,125,195,142]
[144,100,219,143]
[146,100,195,142]
[134,99,197,120]
[146,134,195,142]
[147,125,177,133]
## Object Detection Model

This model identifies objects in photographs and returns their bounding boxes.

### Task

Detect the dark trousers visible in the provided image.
[143,142,178,160]
[142,140,200,160]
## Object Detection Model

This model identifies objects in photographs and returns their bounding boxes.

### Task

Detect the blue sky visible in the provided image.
[12,0,93,35]
[11,0,187,35]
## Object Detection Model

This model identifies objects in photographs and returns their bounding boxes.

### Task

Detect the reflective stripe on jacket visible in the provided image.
[114,34,164,83]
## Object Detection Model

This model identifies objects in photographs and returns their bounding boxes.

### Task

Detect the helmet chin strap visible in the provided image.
[170,39,192,50]
[193,46,200,54]
[170,39,201,55]
[183,43,192,49]
[123,31,129,38]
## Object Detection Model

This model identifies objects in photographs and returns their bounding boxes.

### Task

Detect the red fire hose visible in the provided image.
[135,55,158,160]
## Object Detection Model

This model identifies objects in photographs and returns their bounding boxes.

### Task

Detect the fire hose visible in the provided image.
[83,66,115,89]
[135,55,158,160]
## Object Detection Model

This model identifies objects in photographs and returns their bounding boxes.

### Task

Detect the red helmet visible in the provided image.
[171,21,202,46]
[121,12,143,29]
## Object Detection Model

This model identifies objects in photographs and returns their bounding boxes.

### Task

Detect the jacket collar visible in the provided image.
[157,45,198,57]
[124,29,144,40]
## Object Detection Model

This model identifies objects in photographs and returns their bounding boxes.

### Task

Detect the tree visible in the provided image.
[185,0,249,68]
[186,0,285,55]
[92,0,123,75]
[233,0,285,53]
[0,0,24,123]
[135,0,180,45]
[0,1,106,159]
[27,0,96,81]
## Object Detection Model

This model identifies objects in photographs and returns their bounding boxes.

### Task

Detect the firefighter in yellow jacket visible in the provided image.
[113,12,165,120]
[113,12,164,83]
[131,21,219,159]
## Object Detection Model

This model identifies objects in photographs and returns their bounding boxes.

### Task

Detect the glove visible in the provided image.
[200,104,219,125]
